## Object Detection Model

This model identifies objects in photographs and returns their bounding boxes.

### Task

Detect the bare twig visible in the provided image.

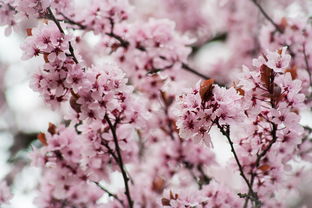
[215,120,261,207]
[94,181,125,207]
[197,165,211,186]
[181,63,210,80]
[183,161,204,189]
[250,0,282,33]
[47,8,133,206]
[59,13,86,30]
[160,92,176,141]
[244,70,279,208]
[105,114,133,208]
[46,13,212,81]
[46,7,79,64]
[303,43,312,86]
[190,33,227,57]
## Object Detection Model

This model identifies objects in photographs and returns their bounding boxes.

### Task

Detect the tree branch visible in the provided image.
[46,13,212,81]
[94,181,125,207]
[250,0,283,33]
[181,63,210,80]
[46,7,79,64]
[104,114,133,208]
[303,43,312,86]
[59,13,86,30]
[190,33,227,57]
[215,120,261,207]
[47,9,133,206]
[244,70,279,208]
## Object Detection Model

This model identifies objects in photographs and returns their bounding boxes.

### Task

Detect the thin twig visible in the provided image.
[181,63,210,80]
[197,165,211,186]
[46,7,79,64]
[46,12,212,81]
[105,114,133,208]
[303,125,312,133]
[303,43,312,86]
[190,33,227,57]
[60,13,86,30]
[94,181,125,207]
[183,161,203,189]
[250,0,283,33]
[47,9,132,206]
[161,93,175,141]
[100,136,120,163]
[215,120,261,207]
[244,70,278,208]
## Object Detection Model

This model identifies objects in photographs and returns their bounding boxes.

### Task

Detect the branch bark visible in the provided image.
[104,114,133,208]
[46,8,79,64]
[250,0,282,33]
[215,120,260,207]
[46,12,212,81]
[94,181,125,207]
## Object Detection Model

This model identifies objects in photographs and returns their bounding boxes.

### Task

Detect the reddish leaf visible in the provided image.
[37,133,48,146]
[199,79,214,102]
[26,28,32,36]
[260,65,273,90]
[48,122,57,135]
[236,88,245,96]
[279,17,288,32]
[152,176,165,193]
[258,164,271,172]
[70,90,81,113]
[161,198,170,206]
[285,65,298,80]
[43,53,49,63]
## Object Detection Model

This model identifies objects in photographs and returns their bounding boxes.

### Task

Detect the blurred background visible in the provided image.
[1,0,312,207]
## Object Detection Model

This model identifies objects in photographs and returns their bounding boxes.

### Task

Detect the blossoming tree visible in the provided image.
[0,0,312,207]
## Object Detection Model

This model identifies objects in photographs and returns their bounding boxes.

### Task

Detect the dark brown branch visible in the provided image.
[303,125,312,133]
[215,120,261,207]
[244,71,278,208]
[303,43,312,86]
[181,63,210,80]
[163,108,175,141]
[100,135,120,163]
[250,0,283,33]
[47,9,132,206]
[104,114,133,208]
[46,7,79,64]
[190,33,227,57]
[60,13,86,30]
[250,0,299,58]
[94,181,125,207]
[46,13,212,81]
[197,165,211,186]
[183,161,210,189]
[160,92,176,141]
[106,32,130,48]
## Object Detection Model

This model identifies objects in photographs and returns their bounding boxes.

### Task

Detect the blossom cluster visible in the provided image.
[30,126,104,208]
[111,19,192,100]
[161,182,242,208]
[21,21,78,107]
[17,7,149,207]
[10,0,50,18]
[77,0,131,35]
[1,0,312,208]
[260,17,312,94]
[175,47,306,207]
[175,81,244,146]
[0,1,17,36]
